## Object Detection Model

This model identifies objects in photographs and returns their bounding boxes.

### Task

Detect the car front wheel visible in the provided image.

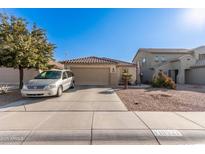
[56,86,63,97]
[70,81,75,89]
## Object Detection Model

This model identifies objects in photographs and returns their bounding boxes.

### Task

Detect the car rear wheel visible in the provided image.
[56,86,63,97]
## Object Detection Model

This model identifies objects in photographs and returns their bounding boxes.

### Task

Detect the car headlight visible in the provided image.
[44,84,56,89]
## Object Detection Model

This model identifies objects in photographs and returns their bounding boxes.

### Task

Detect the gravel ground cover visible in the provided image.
[116,84,205,111]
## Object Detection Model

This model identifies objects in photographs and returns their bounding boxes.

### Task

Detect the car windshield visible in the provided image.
[35,71,62,79]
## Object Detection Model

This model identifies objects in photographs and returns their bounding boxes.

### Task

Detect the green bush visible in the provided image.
[152,71,176,89]
[122,69,132,89]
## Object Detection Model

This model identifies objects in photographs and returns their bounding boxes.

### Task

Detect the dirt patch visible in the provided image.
[116,86,205,111]
[0,90,22,106]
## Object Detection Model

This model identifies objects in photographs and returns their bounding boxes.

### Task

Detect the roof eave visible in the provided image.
[149,51,189,54]
[63,62,116,65]
[117,64,137,67]
[132,49,142,62]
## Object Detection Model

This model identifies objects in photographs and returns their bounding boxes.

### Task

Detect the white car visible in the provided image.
[21,69,75,97]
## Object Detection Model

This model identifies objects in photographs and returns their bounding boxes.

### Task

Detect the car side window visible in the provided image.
[66,71,74,78]
[62,72,68,80]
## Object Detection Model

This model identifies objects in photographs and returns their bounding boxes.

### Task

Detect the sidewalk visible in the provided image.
[0,111,205,145]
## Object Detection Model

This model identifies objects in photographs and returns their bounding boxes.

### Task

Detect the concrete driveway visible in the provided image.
[1,86,127,112]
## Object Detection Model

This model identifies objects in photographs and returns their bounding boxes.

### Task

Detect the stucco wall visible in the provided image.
[145,53,188,72]
[0,67,40,84]
[134,52,188,69]
[110,72,118,86]
[133,51,188,83]
[185,67,205,84]
[156,55,196,84]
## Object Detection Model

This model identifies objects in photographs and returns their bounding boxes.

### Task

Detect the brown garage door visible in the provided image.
[71,67,110,85]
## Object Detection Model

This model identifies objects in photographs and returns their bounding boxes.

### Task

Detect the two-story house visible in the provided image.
[133,46,205,84]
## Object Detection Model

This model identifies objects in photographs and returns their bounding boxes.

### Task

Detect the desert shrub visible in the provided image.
[152,71,176,89]
[122,69,132,89]
[0,85,8,94]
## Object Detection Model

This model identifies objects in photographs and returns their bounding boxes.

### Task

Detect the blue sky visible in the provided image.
[1,8,205,62]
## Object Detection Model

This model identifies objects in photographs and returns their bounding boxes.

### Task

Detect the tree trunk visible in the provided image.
[124,78,128,89]
[19,66,24,89]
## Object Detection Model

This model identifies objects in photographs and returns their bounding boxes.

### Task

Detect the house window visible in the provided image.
[142,58,146,64]
[199,54,205,60]
[161,56,166,62]
[155,56,159,62]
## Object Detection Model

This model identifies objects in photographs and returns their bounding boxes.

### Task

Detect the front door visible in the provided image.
[174,70,179,83]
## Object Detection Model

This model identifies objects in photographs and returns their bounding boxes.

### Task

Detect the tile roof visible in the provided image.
[100,57,136,66]
[48,61,64,69]
[60,56,136,66]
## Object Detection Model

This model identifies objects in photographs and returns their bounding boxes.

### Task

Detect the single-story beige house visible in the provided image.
[0,61,64,85]
[132,46,205,84]
[61,56,137,86]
